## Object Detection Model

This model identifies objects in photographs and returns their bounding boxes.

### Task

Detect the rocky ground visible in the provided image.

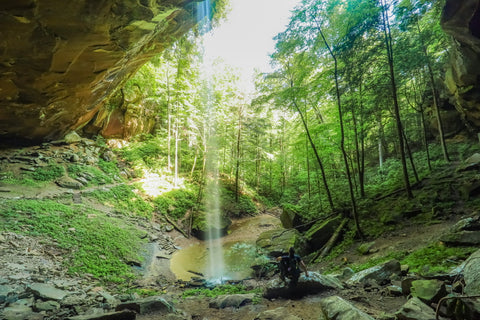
[1,141,480,320]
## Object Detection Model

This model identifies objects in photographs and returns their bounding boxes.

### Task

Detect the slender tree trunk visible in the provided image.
[402,128,419,183]
[416,20,449,162]
[306,132,311,200]
[381,0,413,199]
[234,108,242,203]
[292,99,334,211]
[174,119,179,187]
[318,27,363,238]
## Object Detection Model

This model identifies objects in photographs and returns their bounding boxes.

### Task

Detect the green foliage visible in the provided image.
[87,185,154,217]
[119,136,166,170]
[26,164,65,182]
[153,189,197,219]
[0,199,145,283]
[98,159,122,179]
[181,284,261,299]
[67,163,114,185]
[400,244,477,274]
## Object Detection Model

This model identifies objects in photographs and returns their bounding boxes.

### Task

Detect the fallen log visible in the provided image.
[164,214,189,238]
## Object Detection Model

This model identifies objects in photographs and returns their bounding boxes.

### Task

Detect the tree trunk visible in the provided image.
[381,0,413,199]
[318,27,363,238]
[416,20,450,162]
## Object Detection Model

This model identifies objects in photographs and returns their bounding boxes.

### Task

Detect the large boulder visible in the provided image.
[395,297,437,320]
[410,280,447,304]
[304,215,342,251]
[0,1,217,143]
[441,216,480,245]
[256,228,308,257]
[464,249,480,295]
[346,259,401,286]
[208,293,255,309]
[263,272,343,299]
[254,307,301,320]
[319,296,375,320]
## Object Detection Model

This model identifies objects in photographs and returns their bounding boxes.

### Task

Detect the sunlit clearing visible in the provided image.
[140,169,184,197]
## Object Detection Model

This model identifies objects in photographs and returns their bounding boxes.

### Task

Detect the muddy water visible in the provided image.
[170,214,281,281]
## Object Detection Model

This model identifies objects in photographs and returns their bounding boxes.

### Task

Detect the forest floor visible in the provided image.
[0,144,477,319]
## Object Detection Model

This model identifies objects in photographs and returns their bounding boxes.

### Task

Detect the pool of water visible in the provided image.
[170,214,281,281]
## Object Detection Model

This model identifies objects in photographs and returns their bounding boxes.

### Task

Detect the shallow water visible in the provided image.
[170,214,281,281]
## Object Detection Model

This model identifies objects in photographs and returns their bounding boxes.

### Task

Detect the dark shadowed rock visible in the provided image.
[304,216,342,251]
[67,310,136,320]
[263,272,343,299]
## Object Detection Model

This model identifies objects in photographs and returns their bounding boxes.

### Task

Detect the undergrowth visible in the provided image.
[182,284,262,301]
[0,199,145,283]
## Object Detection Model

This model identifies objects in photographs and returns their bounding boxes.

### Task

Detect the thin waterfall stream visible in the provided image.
[204,133,226,283]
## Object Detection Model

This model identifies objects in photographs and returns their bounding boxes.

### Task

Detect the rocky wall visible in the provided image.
[441,0,480,129]
[0,0,211,143]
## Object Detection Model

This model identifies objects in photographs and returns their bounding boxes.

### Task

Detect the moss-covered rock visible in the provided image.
[256,228,308,257]
[304,216,342,251]
[410,279,446,304]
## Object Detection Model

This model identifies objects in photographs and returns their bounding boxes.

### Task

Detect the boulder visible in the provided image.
[319,296,375,320]
[263,272,343,299]
[304,216,342,251]
[28,283,69,301]
[346,259,401,286]
[256,228,308,257]
[441,216,480,245]
[410,280,446,304]
[67,310,136,320]
[464,249,480,295]
[1,302,43,320]
[279,206,304,229]
[56,176,85,190]
[395,297,437,320]
[254,307,302,320]
[64,132,83,144]
[208,293,255,309]
[115,296,174,315]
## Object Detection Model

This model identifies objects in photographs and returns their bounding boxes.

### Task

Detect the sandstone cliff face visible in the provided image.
[0,0,210,143]
[441,0,480,129]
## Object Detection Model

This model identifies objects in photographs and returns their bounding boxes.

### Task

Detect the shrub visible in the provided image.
[153,189,197,219]
[27,164,65,181]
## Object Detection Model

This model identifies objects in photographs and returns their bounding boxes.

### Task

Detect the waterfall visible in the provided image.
[204,140,225,283]
[198,0,225,283]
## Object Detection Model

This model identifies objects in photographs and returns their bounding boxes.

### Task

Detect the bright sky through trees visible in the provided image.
[203,0,299,93]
